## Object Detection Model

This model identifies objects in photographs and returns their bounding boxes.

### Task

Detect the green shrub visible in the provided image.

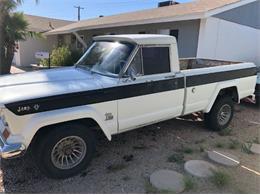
[51,46,72,66]
[40,46,83,67]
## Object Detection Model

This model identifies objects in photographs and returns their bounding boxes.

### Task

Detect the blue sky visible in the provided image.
[17,0,192,21]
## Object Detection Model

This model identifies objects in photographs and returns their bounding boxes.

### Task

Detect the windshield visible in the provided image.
[76,41,135,77]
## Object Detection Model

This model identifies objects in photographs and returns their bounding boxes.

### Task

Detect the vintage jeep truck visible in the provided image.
[0,35,257,178]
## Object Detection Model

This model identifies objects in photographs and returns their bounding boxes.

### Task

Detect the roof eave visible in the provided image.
[45,12,205,36]
[205,0,258,17]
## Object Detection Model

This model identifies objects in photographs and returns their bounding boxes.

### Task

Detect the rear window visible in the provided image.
[142,47,171,75]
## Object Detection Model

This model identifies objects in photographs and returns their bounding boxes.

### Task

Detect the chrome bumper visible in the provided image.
[0,118,26,159]
[0,135,26,159]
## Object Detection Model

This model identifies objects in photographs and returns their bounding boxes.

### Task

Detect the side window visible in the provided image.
[142,47,170,75]
[126,49,143,77]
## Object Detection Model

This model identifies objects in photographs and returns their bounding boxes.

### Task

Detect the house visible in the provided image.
[13,14,74,66]
[46,0,260,65]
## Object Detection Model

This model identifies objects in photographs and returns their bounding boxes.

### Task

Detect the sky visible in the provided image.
[17,0,192,21]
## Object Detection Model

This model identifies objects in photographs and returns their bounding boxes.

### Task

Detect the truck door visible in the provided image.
[118,45,185,132]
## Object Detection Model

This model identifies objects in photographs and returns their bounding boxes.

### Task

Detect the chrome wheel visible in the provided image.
[217,104,232,126]
[51,136,87,170]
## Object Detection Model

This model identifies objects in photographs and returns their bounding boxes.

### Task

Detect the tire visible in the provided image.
[33,123,96,179]
[204,96,234,131]
[256,96,260,107]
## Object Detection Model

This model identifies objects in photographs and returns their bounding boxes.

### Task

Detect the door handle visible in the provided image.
[165,75,176,79]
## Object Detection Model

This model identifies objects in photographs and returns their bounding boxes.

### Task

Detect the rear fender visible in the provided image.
[204,80,239,113]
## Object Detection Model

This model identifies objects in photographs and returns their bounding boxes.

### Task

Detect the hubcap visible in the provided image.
[217,104,232,126]
[51,136,87,170]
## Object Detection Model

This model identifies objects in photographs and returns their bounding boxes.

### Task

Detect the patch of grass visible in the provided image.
[167,153,184,164]
[122,176,131,181]
[241,142,253,154]
[218,128,233,136]
[215,142,225,148]
[195,139,206,144]
[228,139,240,149]
[107,163,127,173]
[199,145,205,153]
[144,180,175,194]
[211,170,230,188]
[184,176,196,191]
[183,147,194,154]
[133,145,147,150]
[253,137,260,144]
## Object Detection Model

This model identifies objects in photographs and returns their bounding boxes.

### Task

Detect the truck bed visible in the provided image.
[180,58,240,70]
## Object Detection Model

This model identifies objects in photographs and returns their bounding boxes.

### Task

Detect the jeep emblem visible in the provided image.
[34,104,40,111]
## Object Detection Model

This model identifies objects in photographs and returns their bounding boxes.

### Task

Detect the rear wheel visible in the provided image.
[204,96,234,131]
[33,123,96,179]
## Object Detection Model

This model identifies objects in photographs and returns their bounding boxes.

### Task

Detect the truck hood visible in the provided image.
[0,67,116,104]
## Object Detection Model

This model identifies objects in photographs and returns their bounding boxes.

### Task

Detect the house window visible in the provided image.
[76,35,84,49]
[138,31,146,34]
[170,30,179,41]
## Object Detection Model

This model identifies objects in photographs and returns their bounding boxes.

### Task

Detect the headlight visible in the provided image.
[0,108,4,119]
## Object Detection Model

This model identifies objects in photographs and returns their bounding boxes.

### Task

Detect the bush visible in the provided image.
[40,46,83,67]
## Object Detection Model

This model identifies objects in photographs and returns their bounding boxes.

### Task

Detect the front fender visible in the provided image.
[21,106,113,147]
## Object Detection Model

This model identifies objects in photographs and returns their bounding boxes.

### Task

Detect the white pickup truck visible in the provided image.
[0,35,257,178]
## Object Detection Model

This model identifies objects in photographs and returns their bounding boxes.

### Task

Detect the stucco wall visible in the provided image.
[75,20,200,58]
[197,17,260,65]
[214,0,260,29]
[17,35,58,66]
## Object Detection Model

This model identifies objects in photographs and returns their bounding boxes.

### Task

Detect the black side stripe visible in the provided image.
[186,67,257,87]
[5,77,184,116]
[5,67,256,116]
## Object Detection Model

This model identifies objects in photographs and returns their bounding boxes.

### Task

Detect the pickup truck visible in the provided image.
[0,35,257,179]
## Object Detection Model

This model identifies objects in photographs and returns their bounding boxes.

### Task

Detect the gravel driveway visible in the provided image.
[0,103,259,193]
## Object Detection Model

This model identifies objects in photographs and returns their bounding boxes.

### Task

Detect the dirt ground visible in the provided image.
[0,102,259,193]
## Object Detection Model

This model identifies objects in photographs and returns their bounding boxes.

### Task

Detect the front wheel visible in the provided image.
[33,123,96,179]
[204,96,234,131]
[256,96,260,107]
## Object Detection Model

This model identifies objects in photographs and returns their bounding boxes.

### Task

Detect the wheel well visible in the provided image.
[28,118,105,151]
[218,87,239,102]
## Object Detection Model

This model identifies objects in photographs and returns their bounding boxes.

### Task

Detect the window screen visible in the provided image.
[142,47,170,75]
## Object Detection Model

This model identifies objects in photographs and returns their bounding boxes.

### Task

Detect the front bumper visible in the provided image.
[0,136,25,159]
[0,119,25,159]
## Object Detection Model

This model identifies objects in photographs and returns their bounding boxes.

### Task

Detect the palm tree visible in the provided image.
[0,0,38,75]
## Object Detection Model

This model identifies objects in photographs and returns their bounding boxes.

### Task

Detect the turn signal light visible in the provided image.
[3,128,10,140]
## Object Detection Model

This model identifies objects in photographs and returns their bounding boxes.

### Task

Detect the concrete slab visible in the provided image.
[208,151,240,166]
[250,144,260,155]
[184,160,217,178]
[150,169,184,193]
